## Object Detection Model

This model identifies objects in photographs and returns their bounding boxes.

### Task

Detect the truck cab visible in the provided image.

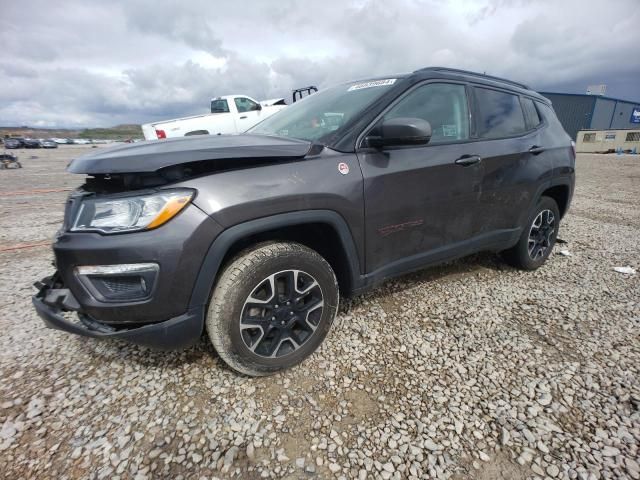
[142,95,287,140]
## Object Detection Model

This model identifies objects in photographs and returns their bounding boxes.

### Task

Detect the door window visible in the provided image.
[475,87,526,138]
[235,97,260,113]
[384,83,469,144]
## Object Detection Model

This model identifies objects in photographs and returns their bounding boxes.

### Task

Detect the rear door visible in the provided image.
[469,86,550,234]
[357,82,484,274]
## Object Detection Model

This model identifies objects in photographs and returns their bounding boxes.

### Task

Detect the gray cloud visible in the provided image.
[1,0,638,128]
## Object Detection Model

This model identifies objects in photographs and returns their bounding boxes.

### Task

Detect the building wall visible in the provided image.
[591,98,616,130]
[610,101,640,129]
[575,129,640,153]
[540,93,595,140]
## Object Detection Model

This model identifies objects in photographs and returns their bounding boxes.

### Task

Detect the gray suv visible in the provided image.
[33,67,575,376]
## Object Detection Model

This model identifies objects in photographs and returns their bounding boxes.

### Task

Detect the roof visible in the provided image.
[539,92,640,105]
[411,66,548,103]
[414,67,529,89]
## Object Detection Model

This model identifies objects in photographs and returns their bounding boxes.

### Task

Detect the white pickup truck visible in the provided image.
[141,95,288,140]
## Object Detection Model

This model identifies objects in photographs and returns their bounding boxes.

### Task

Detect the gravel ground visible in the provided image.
[0,147,638,480]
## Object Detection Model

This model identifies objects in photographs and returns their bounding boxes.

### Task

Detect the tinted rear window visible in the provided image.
[521,97,542,129]
[475,87,526,138]
[536,102,563,130]
[211,99,230,113]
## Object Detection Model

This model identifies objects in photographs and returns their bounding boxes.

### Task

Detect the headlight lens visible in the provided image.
[71,189,194,234]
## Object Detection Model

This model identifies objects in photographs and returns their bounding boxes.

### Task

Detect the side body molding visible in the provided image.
[188,210,363,310]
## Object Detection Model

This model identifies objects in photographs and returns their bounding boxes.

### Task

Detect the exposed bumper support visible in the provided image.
[33,274,204,350]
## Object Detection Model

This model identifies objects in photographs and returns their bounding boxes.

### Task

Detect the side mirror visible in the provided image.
[365,117,432,148]
[255,103,263,111]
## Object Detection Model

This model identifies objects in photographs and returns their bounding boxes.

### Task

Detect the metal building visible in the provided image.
[539,92,640,140]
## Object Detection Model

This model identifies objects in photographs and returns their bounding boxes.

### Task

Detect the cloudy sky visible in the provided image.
[1,0,639,128]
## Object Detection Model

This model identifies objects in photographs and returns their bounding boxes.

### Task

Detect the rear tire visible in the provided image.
[206,242,339,376]
[503,196,560,270]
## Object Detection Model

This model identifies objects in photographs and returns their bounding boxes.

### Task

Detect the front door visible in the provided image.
[234,97,262,131]
[357,82,483,274]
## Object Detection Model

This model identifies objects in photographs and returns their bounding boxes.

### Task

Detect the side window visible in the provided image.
[521,97,542,130]
[384,83,469,144]
[626,131,640,142]
[475,87,526,138]
[536,102,563,131]
[235,97,260,113]
[211,99,229,113]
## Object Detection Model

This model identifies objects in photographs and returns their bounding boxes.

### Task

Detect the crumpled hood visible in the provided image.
[67,134,312,174]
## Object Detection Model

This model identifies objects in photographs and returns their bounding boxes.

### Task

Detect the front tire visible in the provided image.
[503,196,560,270]
[206,242,339,376]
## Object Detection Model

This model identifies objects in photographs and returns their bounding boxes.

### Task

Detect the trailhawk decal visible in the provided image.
[347,79,396,91]
[338,162,350,175]
[378,219,424,237]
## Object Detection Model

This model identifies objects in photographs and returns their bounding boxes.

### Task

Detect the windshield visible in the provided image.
[248,78,399,142]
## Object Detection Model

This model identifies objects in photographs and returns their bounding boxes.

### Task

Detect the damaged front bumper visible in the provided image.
[32,273,204,350]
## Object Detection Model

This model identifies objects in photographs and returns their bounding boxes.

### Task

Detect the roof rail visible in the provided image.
[414,67,530,90]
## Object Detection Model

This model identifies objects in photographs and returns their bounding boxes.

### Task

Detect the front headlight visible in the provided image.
[71,189,194,234]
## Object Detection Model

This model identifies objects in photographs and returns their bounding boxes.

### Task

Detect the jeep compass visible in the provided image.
[33,67,575,376]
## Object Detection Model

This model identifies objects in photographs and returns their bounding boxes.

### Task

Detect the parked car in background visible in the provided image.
[73,139,91,145]
[0,153,22,169]
[4,138,24,149]
[40,139,58,148]
[23,138,41,148]
[53,138,69,144]
[141,95,287,140]
[33,67,575,376]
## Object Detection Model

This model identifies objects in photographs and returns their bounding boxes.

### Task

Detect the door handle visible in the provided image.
[529,145,545,155]
[455,154,482,166]
[239,116,248,119]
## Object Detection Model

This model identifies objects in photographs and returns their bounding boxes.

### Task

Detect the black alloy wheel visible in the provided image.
[206,242,339,376]
[240,270,324,358]
[503,196,560,270]
[528,209,555,260]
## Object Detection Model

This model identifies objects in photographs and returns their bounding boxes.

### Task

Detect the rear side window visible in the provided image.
[475,87,526,138]
[521,97,542,129]
[384,83,469,144]
[211,99,230,113]
[536,102,564,131]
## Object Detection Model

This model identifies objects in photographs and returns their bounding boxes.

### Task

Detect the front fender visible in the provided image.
[188,210,363,310]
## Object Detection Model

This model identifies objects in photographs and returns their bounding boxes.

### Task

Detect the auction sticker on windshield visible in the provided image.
[348,79,396,91]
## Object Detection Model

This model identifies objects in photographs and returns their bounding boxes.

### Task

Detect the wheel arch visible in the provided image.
[515,178,573,234]
[540,183,570,219]
[188,210,363,310]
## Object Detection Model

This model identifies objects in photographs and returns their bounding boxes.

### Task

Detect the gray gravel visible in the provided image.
[0,148,638,479]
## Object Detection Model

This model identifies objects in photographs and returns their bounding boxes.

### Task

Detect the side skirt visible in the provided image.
[352,228,521,294]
